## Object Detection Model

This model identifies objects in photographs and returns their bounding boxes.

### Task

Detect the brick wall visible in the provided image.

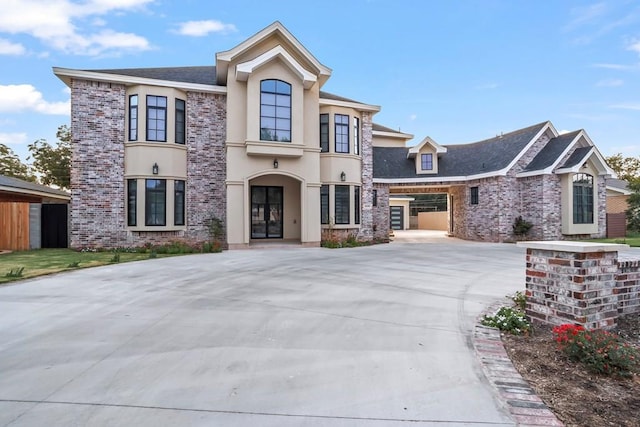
[522,243,640,330]
[519,175,562,240]
[372,183,390,241]
[607,195,629,214]
[358,111,374,241]
[70,79,126,248]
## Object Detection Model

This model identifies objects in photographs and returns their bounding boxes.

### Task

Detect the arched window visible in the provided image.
[573,173,593,224]
[260,80,291,142]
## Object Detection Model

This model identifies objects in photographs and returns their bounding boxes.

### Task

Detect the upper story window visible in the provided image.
[146,95,167,142]
[335,114,349,153]
[353,117,360,155]
[470,186,479,205]
[260,80,291,142]
[421,153,433,170]
[573,173,594,224]
[175,99,185,145]
[320,114,329,152]
[128,95,138,141]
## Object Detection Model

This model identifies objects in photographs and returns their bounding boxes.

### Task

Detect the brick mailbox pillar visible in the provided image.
[516,241,630,330]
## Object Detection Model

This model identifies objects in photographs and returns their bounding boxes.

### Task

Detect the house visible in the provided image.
[605,178,632,238]
[53,22,613,249]
[0,175,70,250]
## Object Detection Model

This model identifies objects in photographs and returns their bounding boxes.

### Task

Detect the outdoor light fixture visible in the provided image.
[152,163,159,175]
[273,158,279,169]
[340,171,346,182]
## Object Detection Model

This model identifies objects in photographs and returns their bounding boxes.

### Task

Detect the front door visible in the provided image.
[390,206,404,230]
[251,186,283,239]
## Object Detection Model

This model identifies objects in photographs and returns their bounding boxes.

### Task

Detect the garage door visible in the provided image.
[390,206,404,230]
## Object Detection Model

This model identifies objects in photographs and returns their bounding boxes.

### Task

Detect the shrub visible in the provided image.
[5,267,24,278]
[67,261,80,268]
[511,291,527,311]
[553,324,640,376]
[482,306,531,335]
[512,215,533,237]
[109,253,120,263]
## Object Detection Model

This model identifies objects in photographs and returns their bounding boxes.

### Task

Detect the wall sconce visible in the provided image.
[273,158,279,169]
[152,163,159,175]
[340,171,346,182]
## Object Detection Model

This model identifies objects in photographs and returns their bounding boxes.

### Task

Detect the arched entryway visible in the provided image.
[248,174,302,243]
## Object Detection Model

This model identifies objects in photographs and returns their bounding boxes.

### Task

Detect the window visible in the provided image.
[175,99,185,145]
[335,185,350,224]
[573,173,594,224]
[470,186,479,205]
[354,186,361,224]
[128,95,138,141]
[260,80,291,142]
[421,153,433,170]
[145,179,166,226]
[146,95,167,141]
[373,189,378,207]
[320,113,329,152]
[320,185,329,224]
[174,180,185,226]
[127,179,137,226]
[353,117,360,155]
[335,114,349,153]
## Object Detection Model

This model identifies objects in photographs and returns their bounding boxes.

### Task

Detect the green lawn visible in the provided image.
[587,233,640,247]
[0,249,179,285]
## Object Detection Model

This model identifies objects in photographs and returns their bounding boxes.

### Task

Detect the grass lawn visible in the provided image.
[0,249,179,285]
[587,232,640,247]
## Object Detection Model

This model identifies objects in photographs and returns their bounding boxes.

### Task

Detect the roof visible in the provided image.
[0,175,70,200]
[606,178,630,191]
[373,123,401,133]
[88,66,217,85]
[559,146,592,169]
[374,121,549,179]
[523,131,580,172]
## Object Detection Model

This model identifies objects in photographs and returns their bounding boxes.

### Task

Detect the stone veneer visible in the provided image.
[70,79,126,248]
[358,111,374,241]
[520,241,640,330]
[372,183,390,241]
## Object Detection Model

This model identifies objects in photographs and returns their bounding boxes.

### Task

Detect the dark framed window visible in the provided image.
[320,113,329,152]
[174,180,185,226]
[421,153,433,170]
[354,186,361,224]
[128,95,138,141]
[127,179,137,226]
[145,179,166,226]
[470,186,479,205]
[146,95,167,141]
[260,79,291,142]
[335,185,350,224]
[320,185,329,224]
[573,173,594,224]
[373,189,378,207]
[353,117,360,155]
[335,114,349,153]
[175,99,185,145]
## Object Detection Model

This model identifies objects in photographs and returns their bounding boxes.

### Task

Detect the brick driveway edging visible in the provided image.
[474,302,564,427]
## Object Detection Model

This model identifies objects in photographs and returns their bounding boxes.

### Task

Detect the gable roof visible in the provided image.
[0,175,69,201]
[374,121,550,181]
[523,131,580,172]
[85,66,217,85]
[606,178,632,195]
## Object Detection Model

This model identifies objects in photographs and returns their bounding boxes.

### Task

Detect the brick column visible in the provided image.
[518,241,629,329]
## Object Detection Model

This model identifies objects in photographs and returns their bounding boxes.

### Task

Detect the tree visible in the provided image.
[605,153,640,185]
[28,125,71,190]
[0,143,35,182]
[627,180,640,232]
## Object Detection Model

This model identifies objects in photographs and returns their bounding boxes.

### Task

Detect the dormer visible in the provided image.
[407,136,447,175]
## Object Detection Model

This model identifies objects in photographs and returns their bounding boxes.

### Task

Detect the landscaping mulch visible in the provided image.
[503,314,640,427]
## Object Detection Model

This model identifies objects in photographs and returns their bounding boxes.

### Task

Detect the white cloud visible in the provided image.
[0,84,69,115]
[628,39,640,55]
[591,63,632,70]
[173,20,237,37]
[609,103,640,110]
[475,82,499,90]
[0,38,25,55]
[558,130,571,135]
[409,114,417,121]
[0,132,28,145]
[564,3,607,32]
[596,78,624,87]
[0,0,153,56]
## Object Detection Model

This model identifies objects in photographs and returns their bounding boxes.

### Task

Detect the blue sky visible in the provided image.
[1,0,639,163]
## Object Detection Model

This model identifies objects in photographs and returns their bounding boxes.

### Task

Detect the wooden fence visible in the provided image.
[0,202,30,250]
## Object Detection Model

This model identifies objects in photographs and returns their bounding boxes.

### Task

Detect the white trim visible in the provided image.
[493,121,555,177]
[0,185,70,201]
[53,67,227,94]
[407,136,447,159]
[516,132,584,178]
[319,97,380,112]
[372,130,414,140]
[235,46,317,89]
[607,185,632,196]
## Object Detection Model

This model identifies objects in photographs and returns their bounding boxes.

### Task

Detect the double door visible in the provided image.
[251,186,283,239]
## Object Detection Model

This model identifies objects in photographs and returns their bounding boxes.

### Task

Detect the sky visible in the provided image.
[1,0,640,164]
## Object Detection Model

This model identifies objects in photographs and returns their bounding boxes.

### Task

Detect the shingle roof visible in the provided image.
[0,175,69,199]
[88,66,217,85]
[559,146,592,169]
[606,178,630,191]
[372,123,401,133]
[374,121,549,179]
[523,130,580,172]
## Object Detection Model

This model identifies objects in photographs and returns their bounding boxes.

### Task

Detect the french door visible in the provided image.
[251,186,283,239]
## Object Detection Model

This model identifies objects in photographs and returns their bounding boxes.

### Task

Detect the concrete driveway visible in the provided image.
[0,240,526,426]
